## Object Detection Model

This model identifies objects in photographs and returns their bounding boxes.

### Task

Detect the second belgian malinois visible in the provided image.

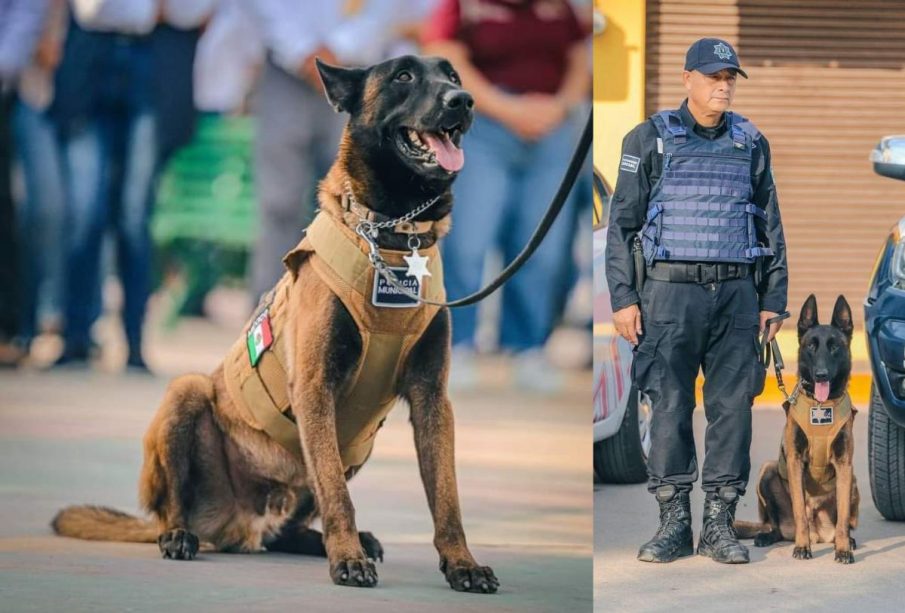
[52,55,501,593]
[736,294,859,563]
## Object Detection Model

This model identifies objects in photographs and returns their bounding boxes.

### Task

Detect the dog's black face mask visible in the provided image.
[316,55,474,216]
[797,294,854,402]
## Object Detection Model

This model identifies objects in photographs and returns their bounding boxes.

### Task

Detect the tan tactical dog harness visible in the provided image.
[222,211,444,469]
[778,391,853,495]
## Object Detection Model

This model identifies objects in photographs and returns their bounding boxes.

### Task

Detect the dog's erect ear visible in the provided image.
[798,294,819,341]
[316,58,366,114]
[831,295,854,341]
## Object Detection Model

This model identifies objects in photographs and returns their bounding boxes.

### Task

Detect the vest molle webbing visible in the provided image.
[642,110,774,265]
[777,392,853,495]
[223,212,445,470]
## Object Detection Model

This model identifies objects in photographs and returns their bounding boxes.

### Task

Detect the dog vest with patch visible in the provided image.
[642,110,774,265]
[222,212,444,470]
[777,392,853,495]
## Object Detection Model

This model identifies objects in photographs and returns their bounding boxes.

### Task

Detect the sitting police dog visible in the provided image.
[52,55,501,593]
[736,294,859,564]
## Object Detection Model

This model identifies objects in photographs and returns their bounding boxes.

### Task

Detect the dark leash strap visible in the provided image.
[760,310,791,399]
[361,112,592,309]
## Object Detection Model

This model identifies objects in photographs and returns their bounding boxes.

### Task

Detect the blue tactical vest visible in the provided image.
[641,109,774,265]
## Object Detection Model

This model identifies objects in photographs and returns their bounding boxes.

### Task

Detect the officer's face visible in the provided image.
[683,69,737,113]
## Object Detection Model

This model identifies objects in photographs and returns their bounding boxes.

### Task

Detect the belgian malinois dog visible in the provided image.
[53,55,500,593]
[736,294,859,563]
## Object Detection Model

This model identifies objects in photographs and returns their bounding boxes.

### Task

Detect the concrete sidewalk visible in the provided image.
[0,317,592,612]
[595,404,905,612]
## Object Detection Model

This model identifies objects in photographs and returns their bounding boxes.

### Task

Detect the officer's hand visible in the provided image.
[614,304,643,346]
[760,310,783,343]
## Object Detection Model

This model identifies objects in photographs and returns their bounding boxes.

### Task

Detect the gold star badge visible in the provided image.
[404,249,432,284]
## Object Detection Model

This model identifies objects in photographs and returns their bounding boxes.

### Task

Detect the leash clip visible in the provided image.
[355,223,382,265]
[760,310,792,399]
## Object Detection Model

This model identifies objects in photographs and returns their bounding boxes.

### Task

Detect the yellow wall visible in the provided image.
[593,0,646,186]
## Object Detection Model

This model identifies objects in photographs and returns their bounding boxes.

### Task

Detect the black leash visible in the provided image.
[760,310,791,399]
[361,112,591,308]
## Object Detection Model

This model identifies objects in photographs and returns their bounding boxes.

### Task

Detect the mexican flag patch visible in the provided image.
[247,309,273,366]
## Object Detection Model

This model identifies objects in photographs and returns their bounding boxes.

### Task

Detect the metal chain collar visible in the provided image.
[345,181,441,236]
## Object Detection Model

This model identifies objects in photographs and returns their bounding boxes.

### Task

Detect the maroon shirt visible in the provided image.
[422,0,586,95]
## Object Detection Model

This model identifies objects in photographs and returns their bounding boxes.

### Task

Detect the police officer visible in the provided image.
[605,38,788,564]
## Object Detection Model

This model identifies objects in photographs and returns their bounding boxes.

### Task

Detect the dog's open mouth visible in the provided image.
[398,126,465,173]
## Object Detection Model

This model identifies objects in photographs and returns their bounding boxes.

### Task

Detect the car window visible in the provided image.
[592,166,611,230]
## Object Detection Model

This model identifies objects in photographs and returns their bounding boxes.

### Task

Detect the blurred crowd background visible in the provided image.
[0,0,592,392]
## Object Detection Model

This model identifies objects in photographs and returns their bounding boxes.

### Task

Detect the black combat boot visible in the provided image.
[637,485,694,563]
[697,486,749,564]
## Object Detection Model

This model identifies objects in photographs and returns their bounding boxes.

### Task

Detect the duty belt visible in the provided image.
[646,262,752,284]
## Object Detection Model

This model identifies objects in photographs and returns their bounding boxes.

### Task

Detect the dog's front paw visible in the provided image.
[330,557,378,588]
[443,563,499,594]
[158,529,199,560]
[834,549,855,564]
[792,545,812,560]
[359,531,384,562]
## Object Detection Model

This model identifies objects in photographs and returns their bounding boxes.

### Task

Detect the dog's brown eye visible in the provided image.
[395,71,413,83]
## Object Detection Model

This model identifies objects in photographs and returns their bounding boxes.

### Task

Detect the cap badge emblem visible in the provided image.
[713,42,733,60]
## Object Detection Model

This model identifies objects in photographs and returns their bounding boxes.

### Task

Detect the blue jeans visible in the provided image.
[62,111,157,355]
[58,36,158,356]
[443,113,579,351]
[13,101,66,342]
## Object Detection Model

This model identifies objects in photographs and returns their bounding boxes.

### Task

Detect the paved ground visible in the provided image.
[595,403,905,612]
[0,316,592,613]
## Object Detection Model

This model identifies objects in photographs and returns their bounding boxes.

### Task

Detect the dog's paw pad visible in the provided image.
[835,549,855,564]
[331,558,378,588]
[158,529,199,560]
[792,546,812,560]
[359,531,384,563]
[445,564,499,594]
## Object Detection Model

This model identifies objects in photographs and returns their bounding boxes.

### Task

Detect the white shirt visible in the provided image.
[193,0,262,111]
[243,0,406,74]
[71,0,217,34]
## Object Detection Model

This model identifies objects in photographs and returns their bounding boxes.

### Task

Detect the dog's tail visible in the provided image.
[733,520,767,539]
[52,505,156,543]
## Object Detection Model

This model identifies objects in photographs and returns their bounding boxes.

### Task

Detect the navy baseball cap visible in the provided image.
[684,38,748,78]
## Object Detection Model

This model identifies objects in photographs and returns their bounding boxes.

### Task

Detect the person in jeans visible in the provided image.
[422,0,589,392]
[14,0,67,354]
[50,0,214,371]
[0,0,50,367]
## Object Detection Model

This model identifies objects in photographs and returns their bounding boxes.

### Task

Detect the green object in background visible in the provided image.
[153,114,257,246]
[152,114,257,326]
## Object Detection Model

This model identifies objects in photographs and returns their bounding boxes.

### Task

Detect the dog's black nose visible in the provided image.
[814,369,829,381]
[443,90,474,111]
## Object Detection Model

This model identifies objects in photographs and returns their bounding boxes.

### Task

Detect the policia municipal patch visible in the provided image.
[620,154,641,173]
[372,267,421,307]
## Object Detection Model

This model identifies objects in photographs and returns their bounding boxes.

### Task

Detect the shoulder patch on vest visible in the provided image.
[810,405,834,426]
[620,154,641,174]
[372,268,421,308]
[247,308,274,366]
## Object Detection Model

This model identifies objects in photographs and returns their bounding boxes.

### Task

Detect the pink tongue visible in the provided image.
[815,381,830,402]
[423,133,464,172]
